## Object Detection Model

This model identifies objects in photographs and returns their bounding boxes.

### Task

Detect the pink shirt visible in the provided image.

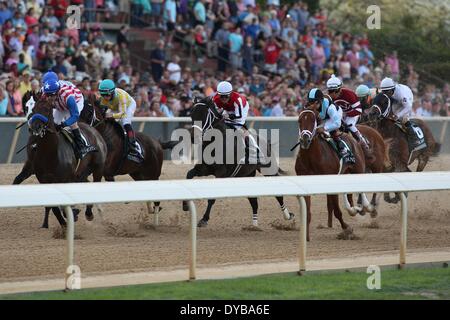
[385,56,399,75]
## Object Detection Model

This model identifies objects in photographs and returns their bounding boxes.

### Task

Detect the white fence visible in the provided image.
[1,171,450,290]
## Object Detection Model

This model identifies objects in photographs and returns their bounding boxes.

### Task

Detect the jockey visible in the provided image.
[42,78,97,159]
[308,88,355,164]
[355,84,378,111]
[212,81,263,165]
[379,77,422,150]
[98,79,143,163]
[326,75,373,160]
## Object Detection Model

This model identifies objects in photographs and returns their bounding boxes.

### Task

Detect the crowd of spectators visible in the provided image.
[0,0,449,118]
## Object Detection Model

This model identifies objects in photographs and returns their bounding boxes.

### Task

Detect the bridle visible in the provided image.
[191,101,220,134]
[372,93,392,119]
[298,109,317,141]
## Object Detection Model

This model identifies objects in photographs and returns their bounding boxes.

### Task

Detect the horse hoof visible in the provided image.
[370,210,378,218]
[85,213,94,221]
[41,225,49,229]
[197,220,208,227]
[288,213,295,220]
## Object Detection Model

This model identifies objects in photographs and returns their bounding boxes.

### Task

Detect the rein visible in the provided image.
[191,103,219,133]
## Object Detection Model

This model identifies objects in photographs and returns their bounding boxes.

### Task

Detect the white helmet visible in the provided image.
[355,84,370,97]
[217,81,233,95]
[326,74,342,90]
[380,77,396,91]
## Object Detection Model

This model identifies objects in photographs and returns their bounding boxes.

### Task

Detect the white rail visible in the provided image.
[1,171,450,290]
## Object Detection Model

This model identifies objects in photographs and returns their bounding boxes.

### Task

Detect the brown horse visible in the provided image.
[79,94,178,219]
[16,92,107,227]
[326,124,390,228]
[295,107,369,241]
[364,92,440,203]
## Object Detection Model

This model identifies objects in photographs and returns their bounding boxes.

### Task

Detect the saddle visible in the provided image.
[108,120,144,163]
[320,133,355,164]
[59,128,80,157]
[393,119,427,154]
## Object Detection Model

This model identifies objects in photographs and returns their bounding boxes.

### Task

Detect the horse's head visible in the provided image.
[190,96,222,135]
[367,92,392,122]
[297,107,318,149]
[80,93,105,126]
[28,95,56,137]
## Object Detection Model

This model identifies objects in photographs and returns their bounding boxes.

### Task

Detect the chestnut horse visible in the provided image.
[364,92,440,203]
[295,108,371,241]
[16,92,107,227]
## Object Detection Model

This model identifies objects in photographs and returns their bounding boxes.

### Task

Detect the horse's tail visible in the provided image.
[159,140,179,150]
[432,142,441,156]
[383,138,394,172]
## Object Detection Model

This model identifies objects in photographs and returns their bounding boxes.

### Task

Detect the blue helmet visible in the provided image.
[43,79,60,95]
[42,71,59,83]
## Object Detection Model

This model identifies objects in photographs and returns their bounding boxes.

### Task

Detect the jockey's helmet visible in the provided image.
[42,71,59,84]
[217,81,233,96]
[326,74,342,91]
[43,79,60,95]
[356,84,370,97]
[99,79,116,96]
[307,88,324,103]
[380,77,396,91]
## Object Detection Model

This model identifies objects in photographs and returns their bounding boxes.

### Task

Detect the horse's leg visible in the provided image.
[84,170,104,222]
[326,195,333,228]
[198,199,216,227]
[41,207,51,228]
[342,193,359,216]
[52,207,67,227]
[13,160,33,185]
[275,196,294,220]
[183,166,201,211]
[331,195,350,231]
[248,197,258,227]
[416,154,429,172]
[305,196,312,241]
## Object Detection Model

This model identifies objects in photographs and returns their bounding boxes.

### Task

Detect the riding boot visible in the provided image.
[72,128,97,160]
[404,121,424,150]
[245,133,268,166]
[124,124,144,163]
[352,130,375,163]
[333,135,356,164]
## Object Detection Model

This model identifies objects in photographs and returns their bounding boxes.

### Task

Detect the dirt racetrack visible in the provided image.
[0,156,449,282]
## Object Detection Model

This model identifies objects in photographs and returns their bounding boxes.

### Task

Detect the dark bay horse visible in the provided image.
[79,94,178,221]
[182,97,294,228]
[295,108,369,241]
[15,92,107,227]
[364,92,440,203]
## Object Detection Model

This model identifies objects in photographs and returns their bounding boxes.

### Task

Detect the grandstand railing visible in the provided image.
[1,172,449,290]
[1,116,449,164]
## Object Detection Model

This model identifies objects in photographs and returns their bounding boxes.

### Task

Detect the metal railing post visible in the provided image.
[64,205,75,290]
[399,192,408,268]
[188,200,197,280]
[297,196,307,275]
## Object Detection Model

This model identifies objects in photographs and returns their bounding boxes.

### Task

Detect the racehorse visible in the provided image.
[79,94,178,220]
[326,123,390,227]
[14,91,107,227]
[295,107,370,241]
[363,92,440,203]
[182,97,294,227]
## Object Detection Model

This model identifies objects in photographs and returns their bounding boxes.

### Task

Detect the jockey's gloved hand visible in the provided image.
[228,114,236,120]
[54,123,63,131]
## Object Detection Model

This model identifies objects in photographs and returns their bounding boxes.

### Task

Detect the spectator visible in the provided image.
[0,84,9,116]
[193,0,206,26]
[164,0,177,45]
[150,39,165,83]
[385,51,400,81]
[0,1,12,25]
[6,80,23,116]
[214,21,230,73]
[229,26,243,71]
[167,55,182,85]
[116,25,129,47]
[263,35,282,74]
[151,0,164,28]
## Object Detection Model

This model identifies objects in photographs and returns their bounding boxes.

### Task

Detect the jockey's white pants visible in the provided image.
[116,99,136,126]
[54,96,85,126]
[343,114,360,133]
